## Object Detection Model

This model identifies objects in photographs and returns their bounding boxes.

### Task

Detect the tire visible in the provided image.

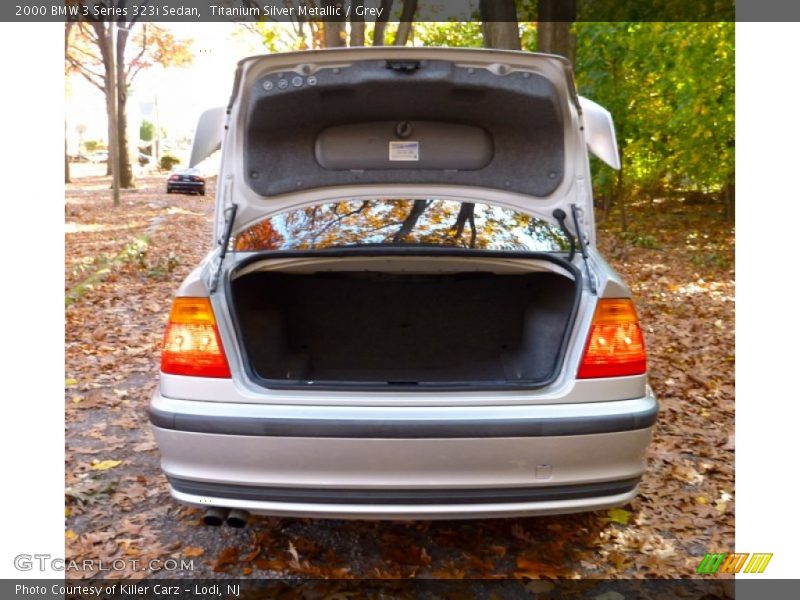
[200,188,206,196]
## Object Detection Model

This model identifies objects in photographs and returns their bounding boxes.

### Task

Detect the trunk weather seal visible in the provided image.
[223,249,583,393]
[168,477,640,505]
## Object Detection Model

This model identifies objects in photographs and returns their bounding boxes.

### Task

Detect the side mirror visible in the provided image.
[579,96,621,170]
[189,107,225,168]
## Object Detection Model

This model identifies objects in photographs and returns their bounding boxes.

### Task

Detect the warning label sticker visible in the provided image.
[389,141,420,161]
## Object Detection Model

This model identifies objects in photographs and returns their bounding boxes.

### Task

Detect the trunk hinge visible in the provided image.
[570,204,597,295]
[208,203,238,294]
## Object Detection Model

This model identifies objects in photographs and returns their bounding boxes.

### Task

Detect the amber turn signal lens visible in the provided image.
[160,297,231,378]
[577,298,647,379]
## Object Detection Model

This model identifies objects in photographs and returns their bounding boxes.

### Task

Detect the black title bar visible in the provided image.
[3,0,743,24]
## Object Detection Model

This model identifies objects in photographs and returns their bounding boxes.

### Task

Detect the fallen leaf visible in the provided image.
[287,541,300,564]
[213,547,239,572]
[608,508,632,525]
[90,459,122,471]
[183,546,204,558]
[131,441,157,452]
[66,529,78,541]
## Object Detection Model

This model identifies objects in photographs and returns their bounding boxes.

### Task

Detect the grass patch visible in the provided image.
[65,235,151,307]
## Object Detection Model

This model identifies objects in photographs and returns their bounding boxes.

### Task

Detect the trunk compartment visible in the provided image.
[229,259,579,389]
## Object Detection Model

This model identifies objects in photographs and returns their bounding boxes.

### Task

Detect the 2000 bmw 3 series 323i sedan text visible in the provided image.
[149,47,658,522]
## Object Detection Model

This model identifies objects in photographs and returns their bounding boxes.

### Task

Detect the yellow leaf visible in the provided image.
[608,508,632,525]
[65,378,78,386]
[184,546,205,558]
[90,459,122,471]
[71,395,83,404]
[65,530,78,541]
[697,495,709,505]
[65,507,72,518]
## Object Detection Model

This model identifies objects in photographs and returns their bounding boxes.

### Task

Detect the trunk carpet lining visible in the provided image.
[231,271,576,386]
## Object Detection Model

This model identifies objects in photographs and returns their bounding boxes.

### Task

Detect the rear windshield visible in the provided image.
[233,199,569,253]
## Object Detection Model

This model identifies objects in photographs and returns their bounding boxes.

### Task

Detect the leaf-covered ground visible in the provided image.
[65,174,734,581]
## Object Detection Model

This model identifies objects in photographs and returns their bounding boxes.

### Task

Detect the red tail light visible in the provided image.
[160,297,231,378]
[577,298,646,379]
[169,174,179,181]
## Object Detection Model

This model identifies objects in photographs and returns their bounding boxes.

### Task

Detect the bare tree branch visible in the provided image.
[125,22,148,81]
[66,58,107,91]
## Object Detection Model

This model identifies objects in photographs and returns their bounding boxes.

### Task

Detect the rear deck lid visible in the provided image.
[196,47,618,238]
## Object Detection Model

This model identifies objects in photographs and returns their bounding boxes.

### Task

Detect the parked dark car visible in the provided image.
[167,168,205,195]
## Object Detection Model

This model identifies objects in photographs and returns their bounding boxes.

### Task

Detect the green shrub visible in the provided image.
[160,154,180,171]
[83,139,102,153]
[619,231,660,249]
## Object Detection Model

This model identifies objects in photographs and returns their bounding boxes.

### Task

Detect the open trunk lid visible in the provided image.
[192,47,618,240]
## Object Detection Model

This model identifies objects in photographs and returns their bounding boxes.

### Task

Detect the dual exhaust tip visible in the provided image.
[202,507,249,528]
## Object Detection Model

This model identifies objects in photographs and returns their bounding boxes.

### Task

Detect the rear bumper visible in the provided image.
[150,388,657,519]
[167,181,204,192]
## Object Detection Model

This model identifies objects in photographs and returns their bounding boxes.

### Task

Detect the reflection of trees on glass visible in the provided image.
[234,218,285,251]
[233,199,570,252]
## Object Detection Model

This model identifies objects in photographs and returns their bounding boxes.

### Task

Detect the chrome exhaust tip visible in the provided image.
[226,509,249,528]
[202,507,228,526]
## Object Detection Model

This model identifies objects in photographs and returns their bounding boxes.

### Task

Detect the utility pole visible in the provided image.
[108,22,121,207]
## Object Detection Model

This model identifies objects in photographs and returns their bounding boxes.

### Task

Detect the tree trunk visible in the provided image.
[394,0,418,46]
[323,1,345,47]
[98,24,113,177]
[393,199,428,243]
[537,0,576,64]
[479,0,520,50]
[64,25,72,184]
[452,202,477,247]
[601,194,612,223]
[106,118,113,176]
[106,23,121,207]
[116,24,134,188]
[372,0,393,45]
[350,0,365,46]
[722,175,735,222]
[616,164,627,232]
[65,121,71,184]
[116,95,134,188]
